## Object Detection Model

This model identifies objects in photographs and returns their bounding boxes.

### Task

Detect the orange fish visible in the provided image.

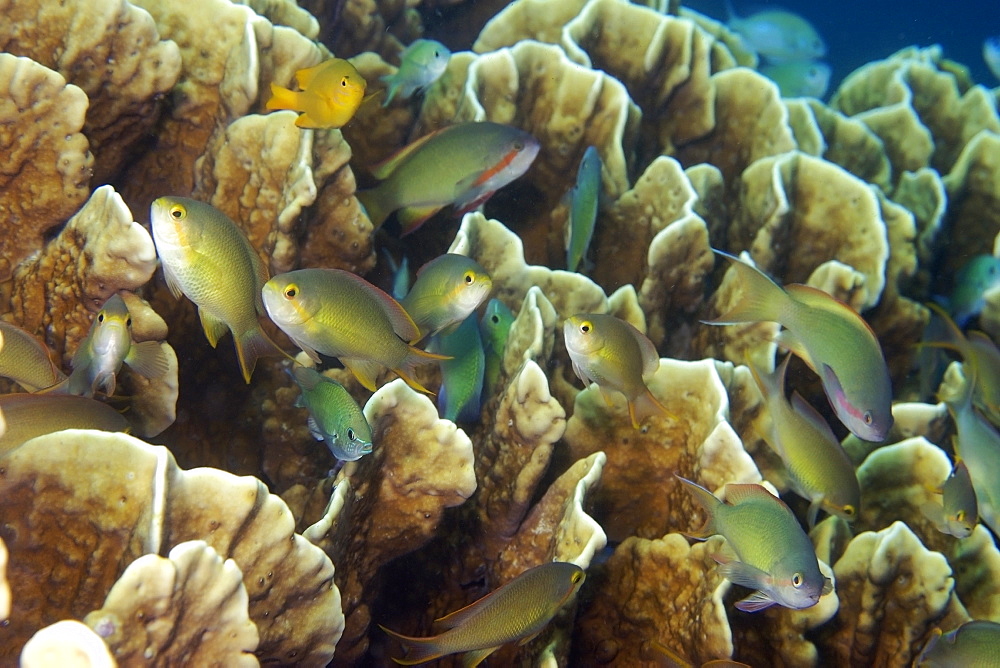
[266,58,367,129]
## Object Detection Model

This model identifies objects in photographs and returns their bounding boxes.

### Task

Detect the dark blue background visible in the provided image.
[689,0,1000,93]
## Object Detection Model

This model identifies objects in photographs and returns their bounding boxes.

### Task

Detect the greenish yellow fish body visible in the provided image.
[706,250,892,442]
[262,268,447,394]
[676,475,832,612]
[0,393,129,455]
[401,254,493,340]
[431,314,485,422]
[0,322,63,392]
[381,39,451,106]
[150,196,284,383]
[380,561,585,666]
[266,58,367,129]
[922,459,978,539]
[67,294,170,398]
[289,365,372,461]
[760,60,831,98]
[749,355,860,527]
[479,298,514,397]
[563,313,669,429]
[565,146,601,273]
[726,3,826,61]
[356,122,540,234]
[916,620,1000,667]
[948,254,1000,327]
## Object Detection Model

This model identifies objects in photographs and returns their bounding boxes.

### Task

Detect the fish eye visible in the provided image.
[957,510,966,521]
[347,428,355,441]
[863,411,873,425]
[571,571,583,584]
[463,271,475,285]
[514,140,524,151]
[579,321,591,334]
[491,314,500,324]
[126,317,132,327]
[341,77,348,87]
[283,284,299,299]
[843,505,856,517]
[97,313,105,323]
[169,205,186,220]
[791,573,804,588]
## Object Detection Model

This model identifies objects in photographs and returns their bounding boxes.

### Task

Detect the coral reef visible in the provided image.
[2,0,1000,664]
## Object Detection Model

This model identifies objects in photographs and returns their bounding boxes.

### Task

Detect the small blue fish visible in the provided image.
[985,36,1000,82]
[430,314,485,422]
[383,250,411,301]
[947,254,1000,328]
[479,298,515,396]
[725,2,826,62]
[288,365,373,462]
[381,39,451,106]
[565,146,601,273]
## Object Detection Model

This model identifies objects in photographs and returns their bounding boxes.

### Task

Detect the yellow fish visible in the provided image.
[0,322,64,392]
[150,197,286,383]
[401,254,493,340]
[0,393,129,455]
[266,58,367,129]
[380,562,585,666]
[563,313,670,429]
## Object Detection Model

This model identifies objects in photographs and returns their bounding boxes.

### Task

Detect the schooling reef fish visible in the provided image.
[150,196,286,383]
[0,322,64,392]
[748,355,860,528]
[565,145,601,273]
[356,122,540,235]
[401,254,493,340]
[0,393,129,455]
[288,365,372,461]
[725,2,826,62]
[381,39,451,106]
[262,268,447,394]
[66,294,169,398]
[921,460,978,539]
[431,314,485,422]
[266,58,367,129]
[676,475,832,612]
[563,313,671,429]
[915,620,1000,667]
[380,561,585,666]
[760,60,831,98]
[704,250,892,442]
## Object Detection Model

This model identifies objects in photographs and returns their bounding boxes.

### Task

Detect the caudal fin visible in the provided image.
[234,324,290,383]
[356,187,392,229]
[703,250,788,325]
[395,346,451,395]
[265,82,300,111]
[378,625,446,666]
[628,388,676,429]
[674,474,721,539]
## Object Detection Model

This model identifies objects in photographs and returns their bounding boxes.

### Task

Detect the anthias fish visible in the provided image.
[0,393,129,455]
[380,561,585,666]
[357,122,540,234]
[676,475,832,612]
[266,58,367,129]
[0,322,63,392]
[67,294,169,398]
[921,460,978,539]
[915,620,1000,667]
[262,268,447,394]
[748,355,860,528]
[705,250,892,442]
[401,254,493,340]
[150,196,285,383]
[381,39,451,106]
[725,2,826,62]
[563,313,670,429]
[565,146,601,273]
[431,314,485,422]
[289,365,373,462]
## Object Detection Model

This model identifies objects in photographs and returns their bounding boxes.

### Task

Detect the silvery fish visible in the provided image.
[921,460,978,539]
[564,146,601,273]
[676,475,832,612]
[704,250,893,442]
[357,122,540,235]
[401,254,493,340]
[0,322,63,392]
[381,39,451,106]
[916,620,1000,667]
[749,355,860,528]
[564,313,670,429]
[67,294,169,398]
[380,562,585,667]
[262,268,447,394]
[289,365,372,462]
[725,2,826,62]
[150,196,286,383]
[430,315,485,422]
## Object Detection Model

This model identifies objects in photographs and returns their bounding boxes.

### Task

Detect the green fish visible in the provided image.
[921,459,978,539]
[430,314,485,422]
[564,146,601,273]
[150,196,285,383]
[916,620,1000,667]
[676,475,832,612]
[942,366,1000,536]
[0,322,63,392]
[0,393,129,455]
[356,122,540,235]
[262,268,447,394]
[380,561,585,666]
[479,298,515,396]
[66,294,170,398]
[705,250,893,442]
[760,60,831,98]
[381,39,451,106]
[563,313,670,429]
[725,2,826,62]
[401,254,493,340]
[749,355,860,528]
[288,365,372,462]
[947,254,1000,328]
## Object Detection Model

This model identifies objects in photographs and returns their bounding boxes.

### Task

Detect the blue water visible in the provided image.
[690,0,1000,91]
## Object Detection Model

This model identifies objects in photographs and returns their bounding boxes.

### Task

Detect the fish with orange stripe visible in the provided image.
[357,122,539,235]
